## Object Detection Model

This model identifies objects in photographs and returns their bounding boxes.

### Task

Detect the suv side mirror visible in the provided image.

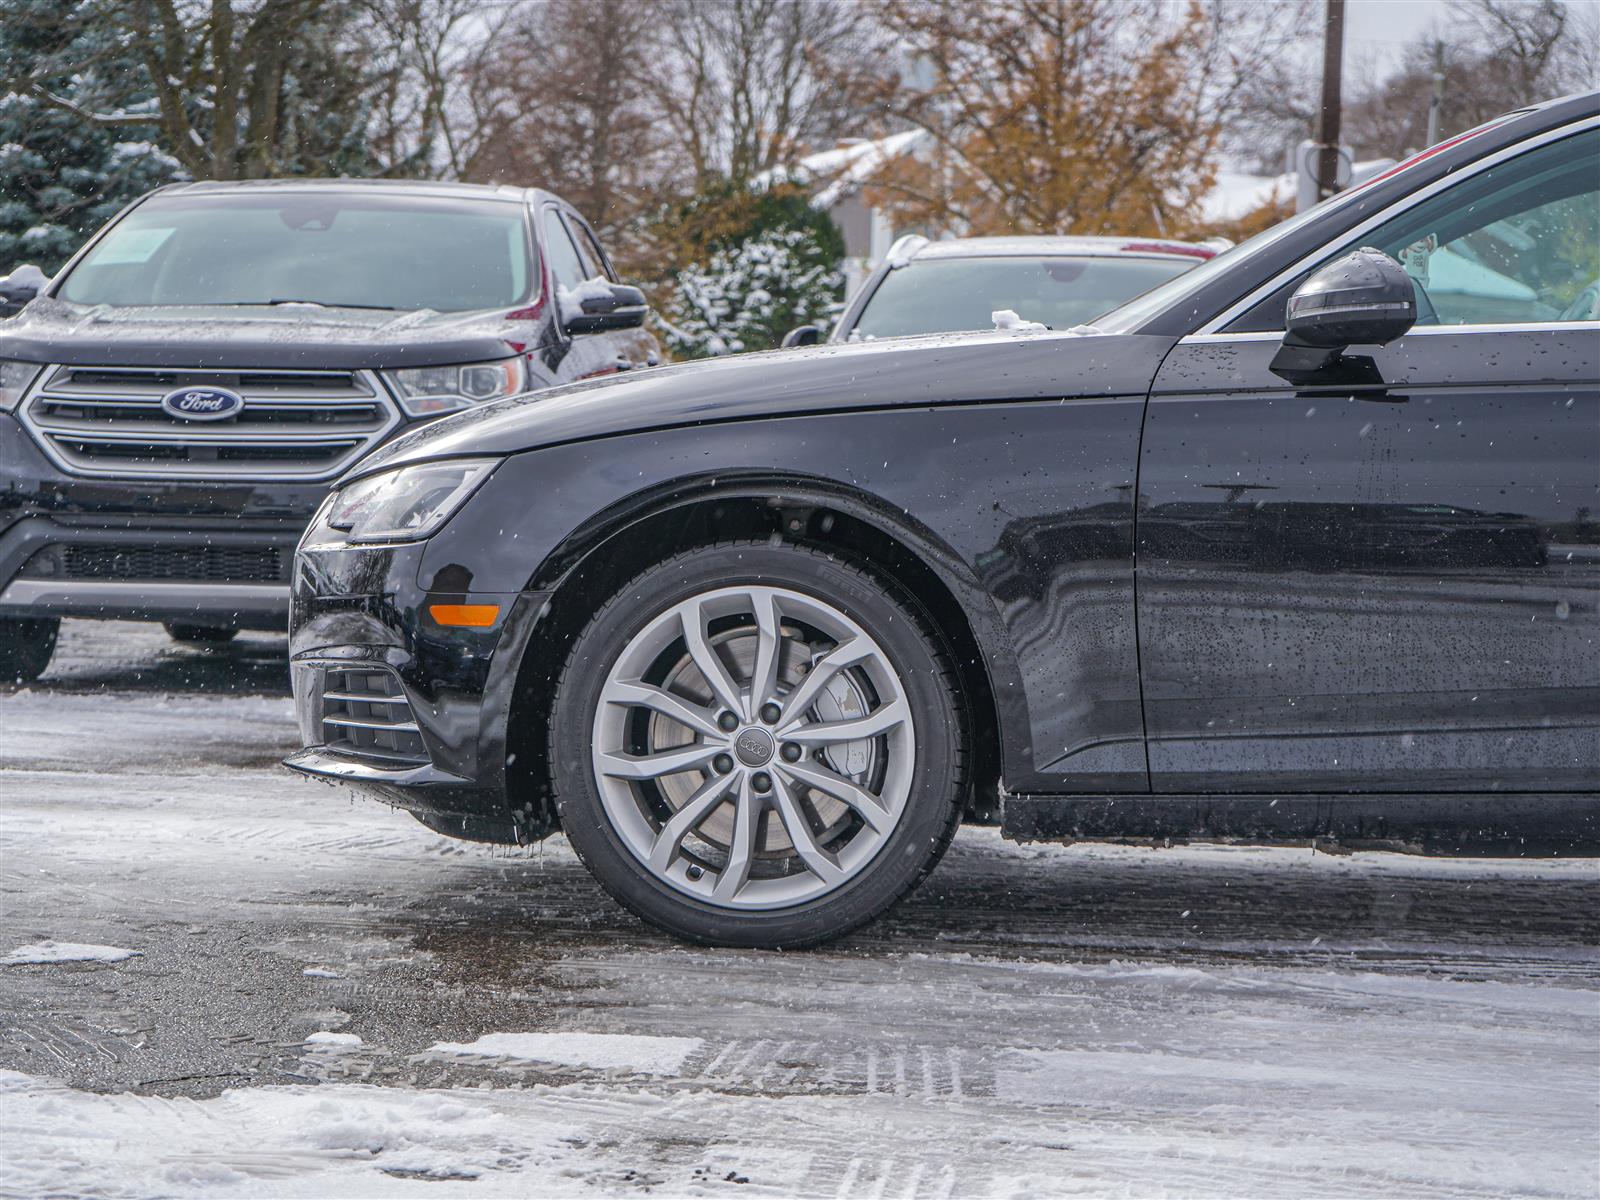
[563,281,648,333]
[1271,248,1416,379]
[0,264,48,318]
[781,324,823,348]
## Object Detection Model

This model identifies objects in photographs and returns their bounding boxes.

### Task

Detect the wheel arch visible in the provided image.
[504,472,1019,825]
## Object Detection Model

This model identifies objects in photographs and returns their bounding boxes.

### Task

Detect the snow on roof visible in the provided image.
[1197,160,1397,226]
[756,130,931,209]
[1200,172,1294,225]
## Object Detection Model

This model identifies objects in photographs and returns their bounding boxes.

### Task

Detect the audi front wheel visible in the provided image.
[549,542,965,948]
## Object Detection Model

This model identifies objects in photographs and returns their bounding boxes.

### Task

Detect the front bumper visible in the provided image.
[0,412,323,628]
[0,518,296,626]
[284,529,554,843]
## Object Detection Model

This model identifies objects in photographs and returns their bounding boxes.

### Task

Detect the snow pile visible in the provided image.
[661,228,842,358]
[0,262,48,290]
[427,1031,703,1075]
[991,308,1048,332]
[0,1070,584,1196]
[1,940,140,966]
[304,1031,363,1048]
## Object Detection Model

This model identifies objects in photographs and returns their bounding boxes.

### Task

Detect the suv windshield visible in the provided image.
[58,191,534,312]
[850,255,1197,339]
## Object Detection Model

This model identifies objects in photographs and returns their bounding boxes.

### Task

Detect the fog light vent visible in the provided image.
[320,667,427,764]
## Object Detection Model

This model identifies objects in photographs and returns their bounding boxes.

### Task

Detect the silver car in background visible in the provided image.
[785,234,1221,345]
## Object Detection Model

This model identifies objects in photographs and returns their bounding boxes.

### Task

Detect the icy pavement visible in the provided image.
[1,620,1597,1199]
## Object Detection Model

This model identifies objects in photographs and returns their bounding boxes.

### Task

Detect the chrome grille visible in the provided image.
[19,365,401,481]
[321,667,428,764]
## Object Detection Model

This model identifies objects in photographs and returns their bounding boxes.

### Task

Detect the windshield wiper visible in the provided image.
[264,298,400,310]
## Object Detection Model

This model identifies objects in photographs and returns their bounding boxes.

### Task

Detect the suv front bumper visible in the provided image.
[0,517,296,626]
[0,412,323,628]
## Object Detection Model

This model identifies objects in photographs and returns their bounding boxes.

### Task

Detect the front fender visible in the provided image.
[416,400,1150,793]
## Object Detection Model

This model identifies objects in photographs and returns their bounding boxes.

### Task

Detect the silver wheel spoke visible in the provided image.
[648,772,737,873]
[782,697,908,748]
[593,583,916,911]
[602,678,723,740]
[747,589,785,715]
[770,774,845,887]
[712,775,762,902]
[679,600,744,716]
[781,759,893,833]
[774,638,873,729]
[599,742,720,781]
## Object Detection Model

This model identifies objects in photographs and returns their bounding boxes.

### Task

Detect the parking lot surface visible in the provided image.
[2,620,1597,1198]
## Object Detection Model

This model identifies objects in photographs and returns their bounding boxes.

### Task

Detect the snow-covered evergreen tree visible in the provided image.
[0,0,181,274]
[661,228,843,358]
[654,182,845,359]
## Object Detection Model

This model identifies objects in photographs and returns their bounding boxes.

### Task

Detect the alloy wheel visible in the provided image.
[590,585,915,909]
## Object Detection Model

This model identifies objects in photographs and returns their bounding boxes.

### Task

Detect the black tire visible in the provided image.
[549,541,966,949]
[0,616,58,685]
[164,623,238,645]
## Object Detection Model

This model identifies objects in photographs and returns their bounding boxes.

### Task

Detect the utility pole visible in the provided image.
[1315,0,1346,202]
[1426,40,1446,147]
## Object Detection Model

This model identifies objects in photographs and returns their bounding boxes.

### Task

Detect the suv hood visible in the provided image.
[347,327,1175,481]
[0,297,537,370]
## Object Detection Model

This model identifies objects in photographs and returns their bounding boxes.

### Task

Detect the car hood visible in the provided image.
[0,297,540,370]
[346,327,1176,481]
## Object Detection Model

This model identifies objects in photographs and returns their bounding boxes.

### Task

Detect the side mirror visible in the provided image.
[1271,248,1415,379]
[562,281,648,333]
[781,324,823,349]
[0,263,47,318]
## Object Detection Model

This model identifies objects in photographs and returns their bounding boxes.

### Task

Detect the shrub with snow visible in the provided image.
[659,228,843,359]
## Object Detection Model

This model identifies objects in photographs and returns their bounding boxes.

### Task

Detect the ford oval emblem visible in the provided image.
[161,386,244,421]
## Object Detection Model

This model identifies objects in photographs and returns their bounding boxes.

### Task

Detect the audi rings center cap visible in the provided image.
[734,727,775,767]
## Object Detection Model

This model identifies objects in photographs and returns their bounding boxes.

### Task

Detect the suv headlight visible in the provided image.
[321,458,498,545]
[0,360,44,413]
[383,357,529,417]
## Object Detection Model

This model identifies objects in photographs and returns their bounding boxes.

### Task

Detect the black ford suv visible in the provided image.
[0,179,658,682]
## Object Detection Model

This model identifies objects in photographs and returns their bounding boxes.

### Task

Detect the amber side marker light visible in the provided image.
[429,604,501,628]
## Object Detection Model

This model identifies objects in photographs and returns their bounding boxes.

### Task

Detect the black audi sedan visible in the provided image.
[287,93,1598,948]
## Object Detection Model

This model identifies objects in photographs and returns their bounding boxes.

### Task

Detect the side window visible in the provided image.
[541,208,589,290]
[1230,128,1600,330]
[565,214,613,281]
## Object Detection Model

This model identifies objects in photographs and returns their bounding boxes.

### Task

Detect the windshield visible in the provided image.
[1089,207,1334,334]
[848,255,1197,339]
[58,192,534,312]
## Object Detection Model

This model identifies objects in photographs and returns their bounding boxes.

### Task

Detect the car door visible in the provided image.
[1136,122,1599,794]
[540,205,641,382]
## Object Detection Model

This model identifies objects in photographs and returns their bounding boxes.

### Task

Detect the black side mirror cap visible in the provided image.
[1271,248,1416,382]
[781,324,823,348]
[0,263,47,318]
[563,281,649,333]
[1283,248,1417,348]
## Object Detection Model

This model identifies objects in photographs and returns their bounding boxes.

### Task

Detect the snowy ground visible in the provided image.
[1,619,1597,1199]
